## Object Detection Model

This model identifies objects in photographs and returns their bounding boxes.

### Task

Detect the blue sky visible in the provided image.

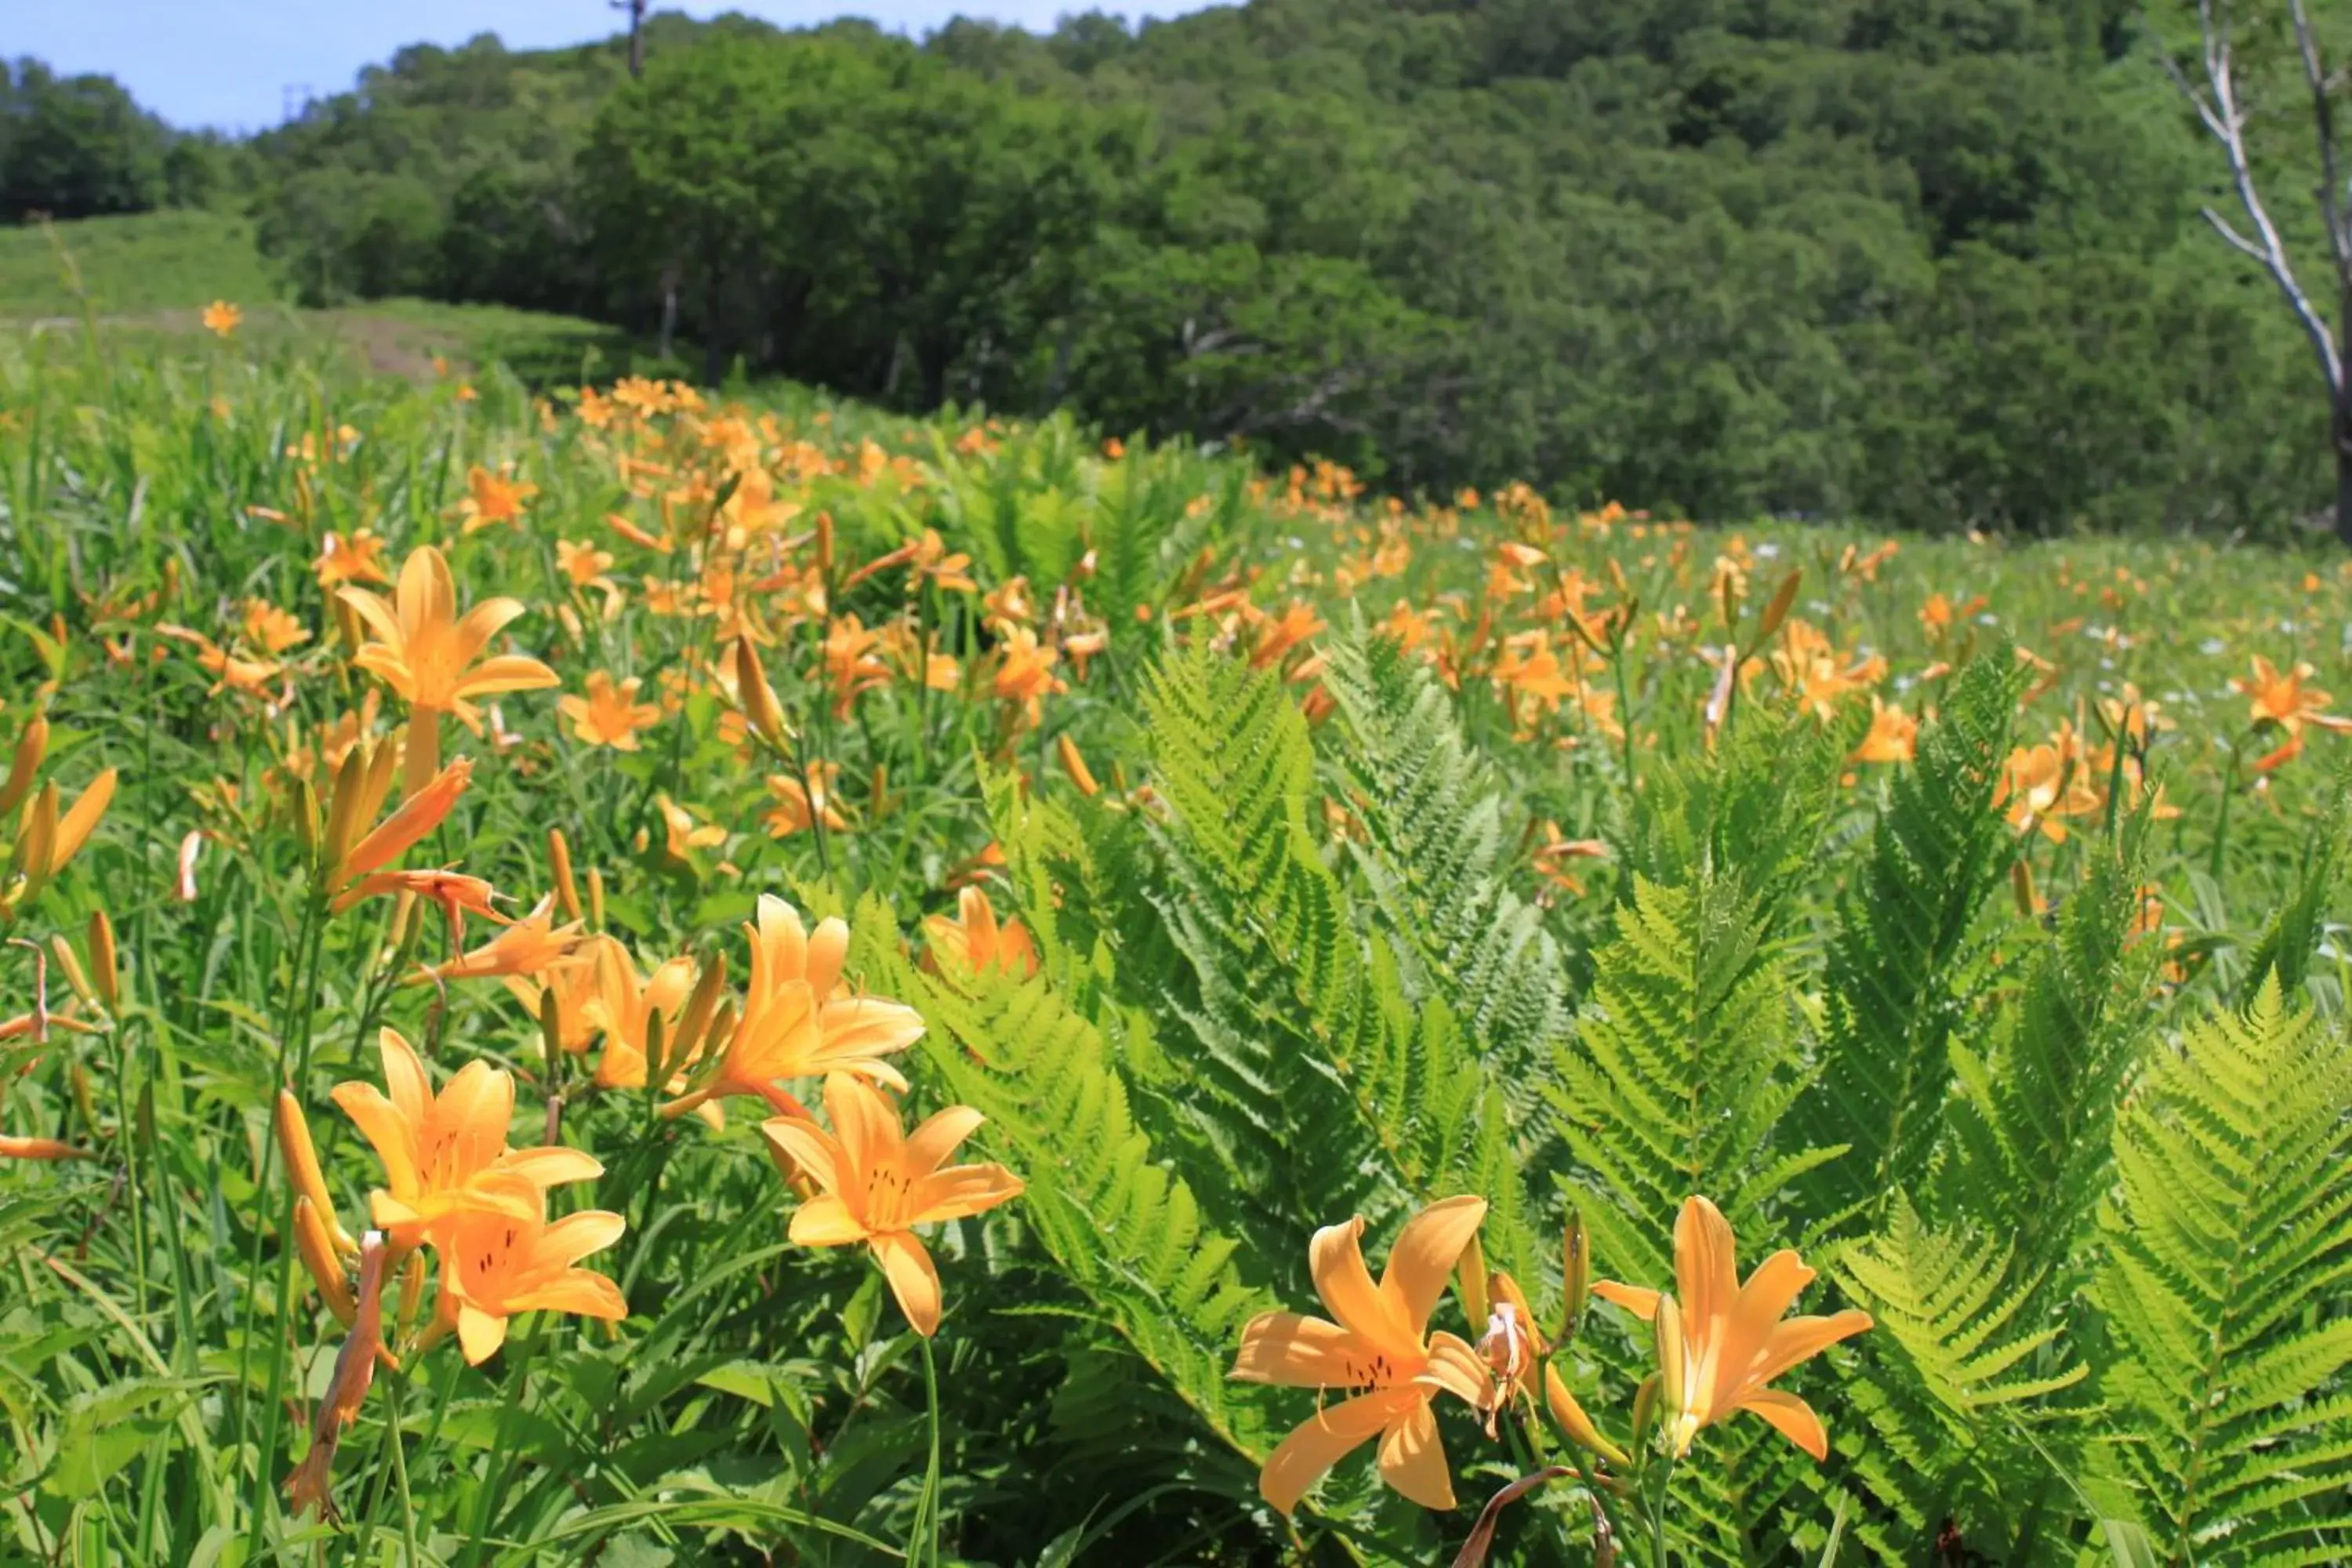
[9,2,1208,132]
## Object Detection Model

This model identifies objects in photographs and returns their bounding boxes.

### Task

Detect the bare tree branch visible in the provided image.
[2156,0,2344,397]
[2291,0,2352,292]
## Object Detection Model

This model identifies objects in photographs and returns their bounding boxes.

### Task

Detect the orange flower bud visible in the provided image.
[88,910,119,1013]
[1055,734,1101,797]
[733,635,790,750]
[547,828,581,921]
[293,1196,358,1327]
[0,714,45,816]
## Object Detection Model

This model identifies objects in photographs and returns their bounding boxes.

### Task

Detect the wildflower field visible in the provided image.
[5,315,2352,1568]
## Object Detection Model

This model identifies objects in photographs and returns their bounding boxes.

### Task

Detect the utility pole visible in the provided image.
[612,0,648,78]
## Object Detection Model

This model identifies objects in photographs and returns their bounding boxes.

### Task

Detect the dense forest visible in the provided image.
[0,2,2339,537]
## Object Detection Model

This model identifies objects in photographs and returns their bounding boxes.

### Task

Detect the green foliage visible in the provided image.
[6,308,2352,1563]
[852,899,1279,1466]
[2237,767,2351,1005]
[0,59,176,223]
[2097,982,2352,1563]
[1836,1196,2090,1560]
[0,210,281,318]
[1550,704,1849,1291]
[1939,813,2152,1277]
[1136,641,1519,1276]
[13,0,2335,530]
[1316,622,1575,1103]
[1802,648,2024,1223]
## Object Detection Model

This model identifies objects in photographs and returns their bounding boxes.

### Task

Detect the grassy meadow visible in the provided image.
[4,235,2352,1566]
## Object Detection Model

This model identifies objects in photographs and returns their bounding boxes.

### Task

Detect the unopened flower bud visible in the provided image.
[0,714,46,816]
[733,636,790,751]
[547,828,581,921]
[87,910,118,1014]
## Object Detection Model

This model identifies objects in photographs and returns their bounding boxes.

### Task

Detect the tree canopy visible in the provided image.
[2,2,2331,536]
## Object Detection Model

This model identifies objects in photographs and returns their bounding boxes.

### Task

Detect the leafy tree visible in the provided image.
[0,59,169,222]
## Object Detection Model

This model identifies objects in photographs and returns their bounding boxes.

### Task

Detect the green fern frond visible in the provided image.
[2089,982,2352,1561]
[1834,1195,2090,1557]
[855,904,1280,1464]
[1549,872,1821,1291]
[1936,814,2151,1279]
[1138,642,1519,1270]
[1316,622,1577,1101]
[1084,445,1243,628]
[1802,650,2024,1223]
[2238,766,2350,1006]
[2096,981,2352,1565]
[1621,699,1857,911]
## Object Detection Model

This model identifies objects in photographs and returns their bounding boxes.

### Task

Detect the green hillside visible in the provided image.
[0,209,280,318]
[6,5,2339,538]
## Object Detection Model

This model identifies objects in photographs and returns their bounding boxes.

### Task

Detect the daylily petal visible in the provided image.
[1375,1399,1455,1512]
[376,1029,433,1128]
[760,1116,843,1195]
[1592,1280,1661,1320]
[539,1208,626,1267]
[814,996,926,1060]
[1675,1197,1738,1360]
[339,586,405,647]
[1232,1311,1369,1387]
[871,1229,942,1337]
[1309,1215,1398,1347]
[1748,1309,1874,1388]
[330,1083,420,1196]
[435,1060,516,1165]
[1417,1330,1493,1409]
[824,1073,902,1178]
[907,1161,1023,1224]
[451,597,528,664]
[456,1301,508,1366]
[804,916,851,996]
[789,1193,868,1247]
[455,655,561,698]
[512,1271,630,1321]
[1377,1194,1486,1338]
[1258,1390,1396,1517]
[339,762,471,881]
[902,1105,984,1177]
[1740,1388,1829,1461]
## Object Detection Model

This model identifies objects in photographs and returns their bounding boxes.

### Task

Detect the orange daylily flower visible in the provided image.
[457,465,538,535]
[821,615,892,717]
[316,530,391,589]
[2233,655,2352,738]
[434,1199,629,1363]
[201,300,241,338]
[154,624,284,702]
[1592,1196,1871,1461]
[579,936,699,1093]
[241,600,310,655]
[329,1026,601,1250]
[504,949,604,1056]
[666,895,923,1120]
[990,627,1064,723]
[1230,1196,1491,1515]
[559,670,662,751]
[1849,698,1918,765]
[339,544,559,733]
[764,764,848,839]
[1995,730,2103,842]
[761,1073,1024,1337]
[321,750,470,906]
[921,887,1039,979]
[1531,822,1609,899]
[416,895,583,983]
